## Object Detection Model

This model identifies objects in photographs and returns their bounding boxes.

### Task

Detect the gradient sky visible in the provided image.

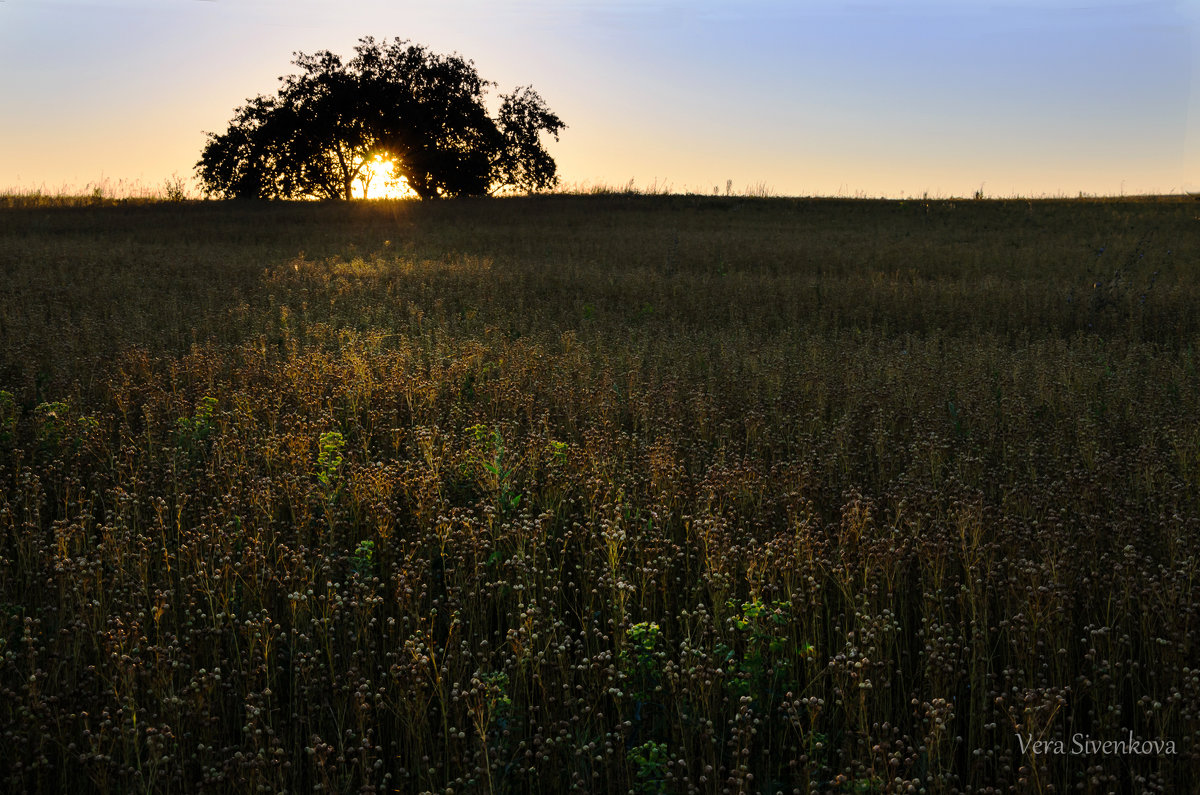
[1,0,1197,198]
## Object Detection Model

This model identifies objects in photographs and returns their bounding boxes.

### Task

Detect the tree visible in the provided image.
[196,37,566,200]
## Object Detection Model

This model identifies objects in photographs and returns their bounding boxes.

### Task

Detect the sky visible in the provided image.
[1,0,1197,198]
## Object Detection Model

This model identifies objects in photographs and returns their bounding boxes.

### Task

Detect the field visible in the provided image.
[1,195,1199,793]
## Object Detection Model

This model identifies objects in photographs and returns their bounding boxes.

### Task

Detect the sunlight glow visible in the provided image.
[354,155,415,200]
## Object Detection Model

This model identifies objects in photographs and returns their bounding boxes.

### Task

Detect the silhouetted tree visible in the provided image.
[196,37,565,199]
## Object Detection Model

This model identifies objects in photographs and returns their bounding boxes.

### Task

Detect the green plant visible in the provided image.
[176,396,218,445]
[467,424,522,514]
[316,430,345,489]
[350,539,375,577]
[627,740,668,795]
[621,621,663,683]
[32,400,70,454]
[719,597,799,707]
[315,431,346,522]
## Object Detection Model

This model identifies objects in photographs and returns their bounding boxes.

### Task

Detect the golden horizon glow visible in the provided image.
[354,155,416,200]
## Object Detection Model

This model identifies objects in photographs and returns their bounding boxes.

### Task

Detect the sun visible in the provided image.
[355,155,416,200]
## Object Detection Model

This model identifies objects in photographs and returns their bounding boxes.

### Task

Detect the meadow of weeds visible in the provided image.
[1,194,1199,793]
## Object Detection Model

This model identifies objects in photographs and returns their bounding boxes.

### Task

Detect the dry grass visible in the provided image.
[1,195,1199,793]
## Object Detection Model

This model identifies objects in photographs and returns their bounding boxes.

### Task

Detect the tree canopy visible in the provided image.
[196,37,566,200]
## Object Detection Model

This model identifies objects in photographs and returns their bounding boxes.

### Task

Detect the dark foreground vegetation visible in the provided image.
[1,195,1199,793]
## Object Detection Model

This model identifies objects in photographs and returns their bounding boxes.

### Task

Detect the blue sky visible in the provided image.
[1,0,1196,197]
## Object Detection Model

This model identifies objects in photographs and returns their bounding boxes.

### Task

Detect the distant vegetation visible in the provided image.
[196,37,564,201]
[1,196,1198,792]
